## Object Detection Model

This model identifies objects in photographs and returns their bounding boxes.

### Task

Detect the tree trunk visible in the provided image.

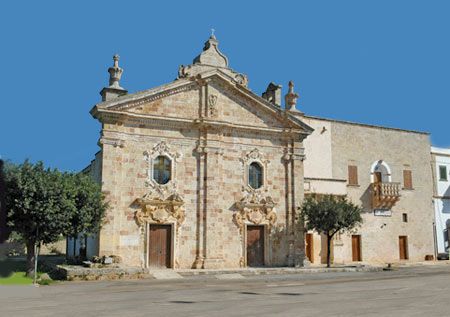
[326,234,332,268]
[26,239,36,277]
[80,235,87,260]
[73,236,77,258]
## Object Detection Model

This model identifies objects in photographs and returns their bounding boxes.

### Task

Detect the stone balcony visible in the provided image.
[372,182,401,209]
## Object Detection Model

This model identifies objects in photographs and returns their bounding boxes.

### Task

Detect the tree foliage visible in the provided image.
[4,160,107,274]
[66,173,108,257]
[301,195,363,267]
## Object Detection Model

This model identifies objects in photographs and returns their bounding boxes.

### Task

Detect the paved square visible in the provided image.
[1,265,449,316]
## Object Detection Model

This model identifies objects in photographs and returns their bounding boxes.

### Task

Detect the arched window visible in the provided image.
[249,162,263,189]
[370,160,392,183]
[153,155,172,185]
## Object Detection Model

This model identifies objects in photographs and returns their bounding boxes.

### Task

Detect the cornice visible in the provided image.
[96,109,308,137]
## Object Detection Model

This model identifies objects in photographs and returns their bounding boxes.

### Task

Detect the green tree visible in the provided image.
[301,195,363,267]
[4,161,76,276]
[5,161,108,272]
[66,173,107,259]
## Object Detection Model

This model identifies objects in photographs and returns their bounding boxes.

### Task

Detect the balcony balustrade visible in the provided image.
[372,181,401,209]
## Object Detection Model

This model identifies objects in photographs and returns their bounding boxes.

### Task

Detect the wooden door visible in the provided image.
[399,236,408,260]
[149,225,171,268]
[351,235,362,261]
[306,233,314,263]
[247,226,264,267]
[374,172,382,183]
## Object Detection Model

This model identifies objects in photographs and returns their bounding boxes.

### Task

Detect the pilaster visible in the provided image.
[291,141,308,267]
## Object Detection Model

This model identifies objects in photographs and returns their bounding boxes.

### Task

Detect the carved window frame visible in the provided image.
[241,148,270,193]
[144,141,181,191]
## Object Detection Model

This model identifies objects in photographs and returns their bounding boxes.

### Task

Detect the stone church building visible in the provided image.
[81,35,435,269]
[86,35,313,269]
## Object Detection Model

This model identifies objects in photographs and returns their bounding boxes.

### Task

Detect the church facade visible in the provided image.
[87,35,312,269]
[84,35,436,269]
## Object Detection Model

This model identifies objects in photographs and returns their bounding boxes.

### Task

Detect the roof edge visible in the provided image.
[431,146,450,155]
[303,115,429,135]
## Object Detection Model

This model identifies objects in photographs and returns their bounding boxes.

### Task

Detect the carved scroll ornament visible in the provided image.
[135,193,185,228]
[233,191,277,234]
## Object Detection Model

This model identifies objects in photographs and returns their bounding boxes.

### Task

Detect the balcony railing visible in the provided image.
[372,182,401,208]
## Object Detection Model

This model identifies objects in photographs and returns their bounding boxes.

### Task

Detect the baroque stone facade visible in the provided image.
[86,35,312,269]
[83,35,436,268]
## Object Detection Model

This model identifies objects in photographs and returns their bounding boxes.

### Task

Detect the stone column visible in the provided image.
[291,142,308,267]
[283,144,294,266]
[202,138,225,269]
[193,78,207,269]
[193,143,206,269]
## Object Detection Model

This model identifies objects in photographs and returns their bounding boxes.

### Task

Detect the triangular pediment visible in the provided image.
[91,70,313,135]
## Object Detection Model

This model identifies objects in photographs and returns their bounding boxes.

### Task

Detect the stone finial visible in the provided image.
[193,34,229,68]
[177,33,248,87]
[108,54,124,89]
[285,81,300,112]
[100,54,128,101]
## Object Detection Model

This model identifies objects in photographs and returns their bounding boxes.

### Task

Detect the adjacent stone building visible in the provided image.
[81,35,436,268]
[302,116,435,265]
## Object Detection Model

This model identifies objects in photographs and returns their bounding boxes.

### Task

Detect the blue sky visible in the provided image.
[1,0,449,171]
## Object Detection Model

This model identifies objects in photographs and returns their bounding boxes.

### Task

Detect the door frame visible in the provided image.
[399,235,409,260]
[351,234,362,262]
[145,223,175,269]
[244,224,269,267]
[305,233,314,263]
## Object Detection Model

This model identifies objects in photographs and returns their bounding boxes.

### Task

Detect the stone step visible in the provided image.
[176,265,381,277]
[150,270,183,280]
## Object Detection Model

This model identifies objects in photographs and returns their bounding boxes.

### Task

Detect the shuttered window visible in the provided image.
[403,170,413,189]
[348,165,358,186]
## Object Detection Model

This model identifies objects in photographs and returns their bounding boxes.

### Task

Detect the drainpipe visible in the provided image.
[433,221,438,260]
[430,156,438,259]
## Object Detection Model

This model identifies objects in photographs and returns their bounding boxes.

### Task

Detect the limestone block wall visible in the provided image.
[303,116,435,264]
[98,124,300,268]
[331,119,434,263]
[96,118,304,268]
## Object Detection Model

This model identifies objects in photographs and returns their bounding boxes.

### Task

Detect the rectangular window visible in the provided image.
[348,165,358,186]
[403,170,413,190]
[402,213,408,223]
[439,165,448,181]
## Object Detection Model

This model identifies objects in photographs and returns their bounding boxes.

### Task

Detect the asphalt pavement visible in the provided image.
[1,264,449,317]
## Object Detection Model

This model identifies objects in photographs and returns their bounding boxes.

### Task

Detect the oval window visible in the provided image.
[249,162,263,189]
[153,155,172,185]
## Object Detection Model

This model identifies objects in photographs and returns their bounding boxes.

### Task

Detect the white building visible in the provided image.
[431,146,450,258]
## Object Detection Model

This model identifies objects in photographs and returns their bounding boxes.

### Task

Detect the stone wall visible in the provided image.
[303,116,435,264]
[96,81,307,269]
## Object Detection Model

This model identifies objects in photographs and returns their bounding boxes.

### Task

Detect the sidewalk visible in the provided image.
[58,264,383,281]
[390,260,450,267]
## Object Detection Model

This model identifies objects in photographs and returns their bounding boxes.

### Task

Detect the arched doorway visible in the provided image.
[370,160,392,183]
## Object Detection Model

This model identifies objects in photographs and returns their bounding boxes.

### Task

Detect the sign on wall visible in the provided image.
[374,209,392,217]
[120,235,140,246]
